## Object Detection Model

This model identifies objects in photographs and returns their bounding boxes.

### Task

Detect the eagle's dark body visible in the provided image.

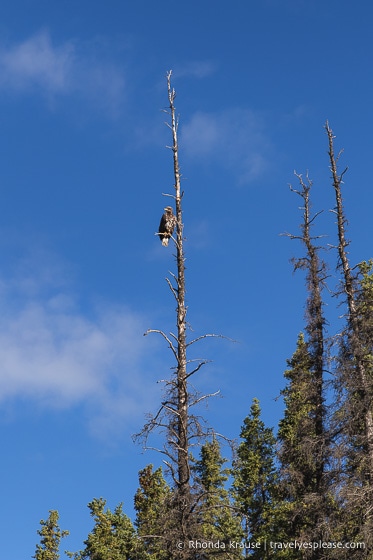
[159,206,176,246]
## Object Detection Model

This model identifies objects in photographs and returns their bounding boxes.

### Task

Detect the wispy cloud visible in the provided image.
[0,300,142,404]
[181,108,272,184]
[0,30,126,114]
[0,30,74,94]
[0,251,160,438]
[174,60,217,79]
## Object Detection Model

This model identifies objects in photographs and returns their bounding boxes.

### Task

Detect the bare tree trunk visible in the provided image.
[138,73,224,558]
[166,72,191,535]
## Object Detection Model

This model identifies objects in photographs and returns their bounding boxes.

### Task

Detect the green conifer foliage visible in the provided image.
[33,510,69,560]
[67,498,137,560]
[279,334,316,489]
[334,260,373,554]
[194,439,243,557]
[356,261,373,397]
[277,335,337,558]
[232,399,277,558]
[134,464,171,559]
[278,335,321,536]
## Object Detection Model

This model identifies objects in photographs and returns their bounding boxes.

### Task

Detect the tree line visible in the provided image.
[33,78,373,559]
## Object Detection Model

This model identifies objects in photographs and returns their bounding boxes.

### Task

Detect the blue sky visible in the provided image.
[1,0,373,556]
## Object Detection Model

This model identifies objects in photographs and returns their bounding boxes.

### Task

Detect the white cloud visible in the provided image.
[0,30,74,94]
[181,108,272,184]
[175,61,216,79]
[0,30,126,114]
[0,254,160,438]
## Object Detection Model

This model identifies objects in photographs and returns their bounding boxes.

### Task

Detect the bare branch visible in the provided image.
[186,360,211,379]
[165,277,178,302]
[189,391,221,407]
[144,329,178,361]
[187,333,237,347]
[161,192,176,199]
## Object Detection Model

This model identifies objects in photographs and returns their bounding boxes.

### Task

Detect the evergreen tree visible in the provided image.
[284,172,328,496]
[331,260,373,556]
[67,498,137,560]
[326,123,373,555]
[134,464,171,559]
[33,510,69,560]
[232,398,277,558]
[194,438,243,557]
[278,172,332,557]
[278,334,333,556]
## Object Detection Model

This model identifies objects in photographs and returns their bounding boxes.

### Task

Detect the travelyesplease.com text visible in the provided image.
[180,539,365,551]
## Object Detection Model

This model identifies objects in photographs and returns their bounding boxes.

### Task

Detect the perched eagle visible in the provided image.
[158,206,176,246]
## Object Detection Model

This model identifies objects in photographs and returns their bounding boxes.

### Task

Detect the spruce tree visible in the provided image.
[67,498,137,560]
[194,438,243,557]
[326,123,373,554]
[331,261,373,556]
[278,173,331,555]
[134,464,171,559]
[232,398,277,558]
[278,335,331,555]
[33,510,69,560]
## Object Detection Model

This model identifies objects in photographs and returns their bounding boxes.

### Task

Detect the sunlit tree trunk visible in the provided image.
[166,71,191,544]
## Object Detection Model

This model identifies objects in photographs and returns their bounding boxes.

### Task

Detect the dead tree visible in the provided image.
[135,72,223,559]
[288,172,327,488]
[326,122,373,547]
[282,173,330,548]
